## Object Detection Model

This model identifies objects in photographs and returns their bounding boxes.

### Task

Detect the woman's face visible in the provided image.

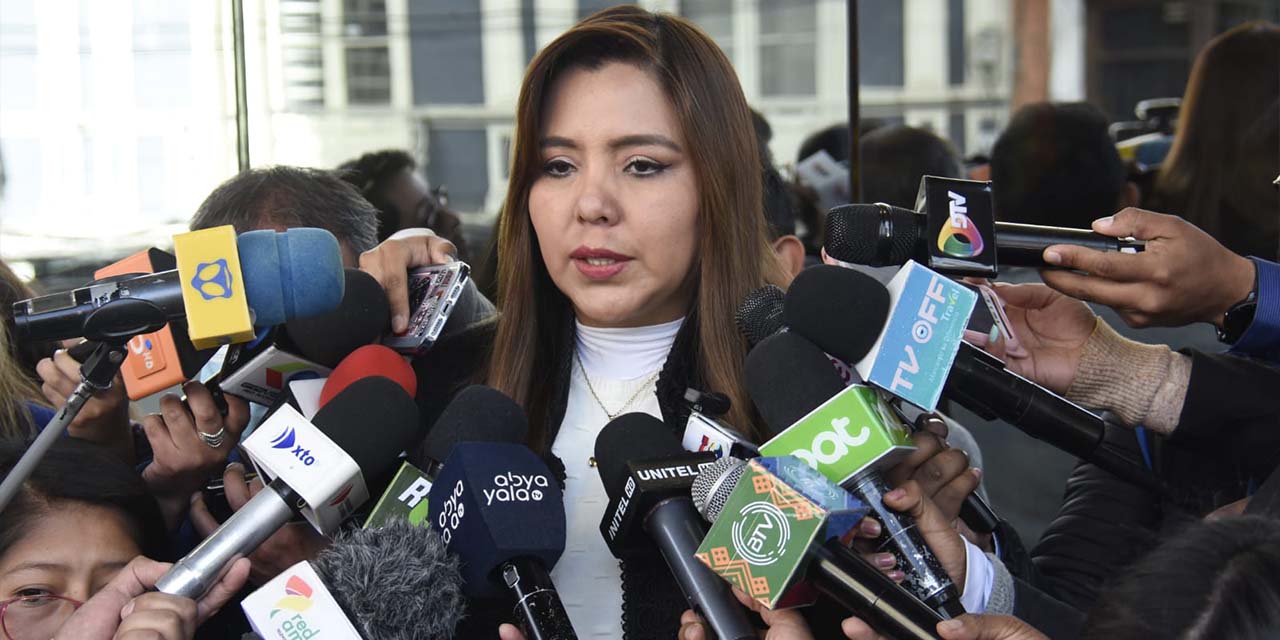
[529,61,700,328]
[0,503,140,633]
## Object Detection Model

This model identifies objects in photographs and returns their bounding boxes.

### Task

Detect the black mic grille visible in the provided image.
[825,204,920,266]
[735,285,787,348]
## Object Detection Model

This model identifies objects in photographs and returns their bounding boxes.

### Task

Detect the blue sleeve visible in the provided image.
[1230,257,1280,364]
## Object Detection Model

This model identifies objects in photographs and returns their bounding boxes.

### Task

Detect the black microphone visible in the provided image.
[735,284,787,348]
[413,384,530,479]
[595,413,757,640]
[692,456,944,640]
[156,375,420,598]
[825,203,1145,271]
[312,517,467,640]
[745,332,965,619]
[428,441,577,640]
[784,265,1163,494]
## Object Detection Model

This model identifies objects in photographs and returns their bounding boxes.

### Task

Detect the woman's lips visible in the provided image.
[570,247,632,280]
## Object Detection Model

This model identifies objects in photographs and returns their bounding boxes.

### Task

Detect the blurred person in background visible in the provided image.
[860,124,965,210]
[990,102,1139,230]
[0,322,51,439]
[1147,21,1280,260]
[0,260,55,387]
[338,149,472,262]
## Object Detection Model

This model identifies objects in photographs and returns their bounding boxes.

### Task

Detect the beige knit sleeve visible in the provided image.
[1063,318,1192,435]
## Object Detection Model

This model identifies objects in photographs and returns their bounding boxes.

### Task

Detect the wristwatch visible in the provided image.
[1218,266,1259,344]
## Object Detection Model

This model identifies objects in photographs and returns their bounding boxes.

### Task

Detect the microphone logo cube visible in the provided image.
[856,261,976,411]
[174,225,254,349]
[695,457,869,610]
[920,176,997,277]
[241,561,363,639]
[759,385,915,486]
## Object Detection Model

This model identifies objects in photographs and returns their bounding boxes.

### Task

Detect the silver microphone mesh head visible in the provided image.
[691,456,748,522]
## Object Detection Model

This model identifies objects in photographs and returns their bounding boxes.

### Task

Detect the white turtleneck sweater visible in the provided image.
[549,317,684,638]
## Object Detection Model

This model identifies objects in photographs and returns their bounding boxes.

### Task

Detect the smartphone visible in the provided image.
[959,281,1027,358]
[382,262,470,356]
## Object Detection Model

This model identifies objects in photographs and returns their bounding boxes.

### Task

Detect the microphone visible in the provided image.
[825,202,1144,274]
[428,442,577,640]
[156,375,420,598]
[91,248,220,400]
[594,413,757,640]
[218,269,391,406]
[13,227,345,349]
[313,518,467,640]
[784,264,1163,493]
[735,284,787,348]
[746,331,965,618]
[415,385,530,478]
[242,518,465,640]
[319,344,416,408]
[692,456,944,640]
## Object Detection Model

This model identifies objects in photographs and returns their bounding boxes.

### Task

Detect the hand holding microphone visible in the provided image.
[35,346,131,456]
[142,382,250,530]
[54,556,249,640]
[1039,207,1258,329]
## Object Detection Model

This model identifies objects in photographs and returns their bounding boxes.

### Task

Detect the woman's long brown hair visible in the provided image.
[488,6,787,451]
[1152,21,1279,259]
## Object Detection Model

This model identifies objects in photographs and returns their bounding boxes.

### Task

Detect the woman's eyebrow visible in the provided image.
[538,134,682,152]
[4,561,68,574]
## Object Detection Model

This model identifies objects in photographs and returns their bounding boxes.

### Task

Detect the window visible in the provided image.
[343,0,390,106]
[681,0,734,64]
[280,0,324,110]
[759,0,816,96]
[426,127,488,213]
[345,46,391,104]
[343,0,387,36]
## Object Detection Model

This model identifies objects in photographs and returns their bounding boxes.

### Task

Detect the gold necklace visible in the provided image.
[573,349,660,421]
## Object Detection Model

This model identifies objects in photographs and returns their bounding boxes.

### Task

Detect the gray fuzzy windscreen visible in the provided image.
[313,518,466,639]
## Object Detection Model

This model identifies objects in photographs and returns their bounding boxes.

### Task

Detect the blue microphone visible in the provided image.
[428,442,577,640]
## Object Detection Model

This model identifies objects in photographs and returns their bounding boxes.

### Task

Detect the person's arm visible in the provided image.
[1165,350,1280,479]
[1228,257,1280,362]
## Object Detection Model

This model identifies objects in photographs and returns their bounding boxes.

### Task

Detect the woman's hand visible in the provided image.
[975,283,1097,395]
[358,233,458,333]
[935,614,1049,640]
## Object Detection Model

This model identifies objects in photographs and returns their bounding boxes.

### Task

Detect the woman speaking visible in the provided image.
[362,6,787,637]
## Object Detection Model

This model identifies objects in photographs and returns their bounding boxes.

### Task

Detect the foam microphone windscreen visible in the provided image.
[824,204,921,266]
[427,442,566,597]
[736,284,787,348]
[319,344,416,409]
[419,385,529,464]
[745,331,847,436]
[286,268,391,368]
[593,412,684,500]
[313,518,466,640]
[312,376,421,478]
[784,264,891,364]
[237,228,346,326]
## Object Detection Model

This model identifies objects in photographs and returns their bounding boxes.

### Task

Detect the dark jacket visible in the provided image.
[1001,351,1280,636]
[411,308,709,640]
